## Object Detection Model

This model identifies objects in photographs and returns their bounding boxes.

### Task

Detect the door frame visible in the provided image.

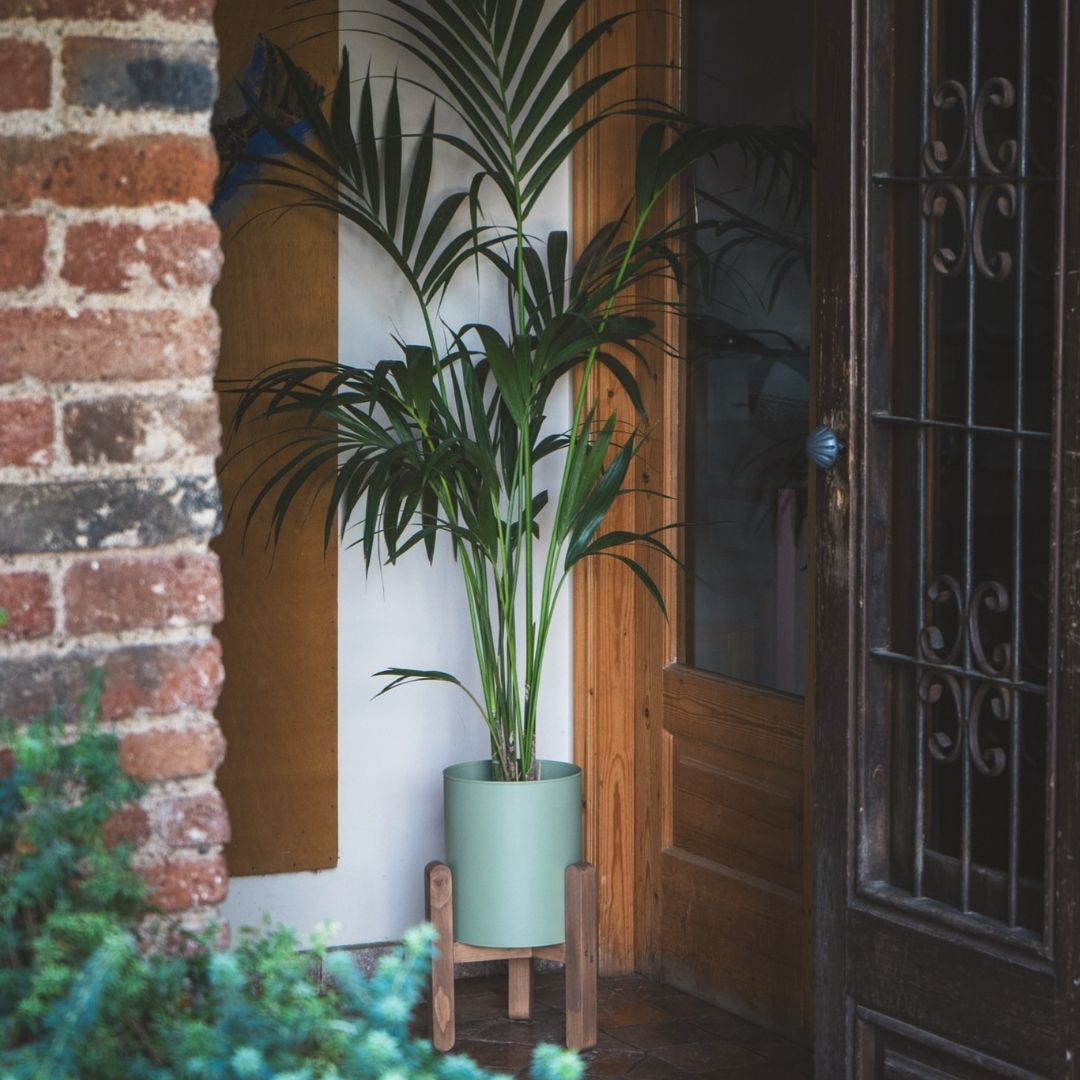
[570,0,817,990]
[571,0,682,978]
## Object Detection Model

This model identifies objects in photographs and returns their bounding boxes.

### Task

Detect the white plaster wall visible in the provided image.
[223,9,573,948]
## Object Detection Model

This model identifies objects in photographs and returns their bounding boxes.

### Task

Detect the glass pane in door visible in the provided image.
[685,1,813,695]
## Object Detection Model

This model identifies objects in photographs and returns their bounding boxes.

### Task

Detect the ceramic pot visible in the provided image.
[443,759,582,947]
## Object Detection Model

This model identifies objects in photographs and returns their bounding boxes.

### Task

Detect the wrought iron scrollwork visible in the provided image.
[919,575,964,663]
[968,682,1011,777]
[972,182,1018,281]
[973,76,1018,175]
[920,76,1018,281]
[921,183,969,276]
[923,80,970,176]
[919,577,1012,775]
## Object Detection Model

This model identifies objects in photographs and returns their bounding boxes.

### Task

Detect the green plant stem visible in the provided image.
[526,199,658,766]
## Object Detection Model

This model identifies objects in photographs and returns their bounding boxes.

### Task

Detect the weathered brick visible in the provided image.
[64,552,223,634]
[0,135,217,209]
[0,308,219,383]
[0,398,53,466]
[0,571,54,640]
[103,802,150,848]
[152,790,229,847]
[0,639,224,723]
[63,38,217,113]
[0,215,47,289]
[62,220,222,292]
[143,855,228,913]
[120,719,225,781]
[0,0,214,19]
[0,39,50,111]
[64,395,220,465]
[0,475,220,555]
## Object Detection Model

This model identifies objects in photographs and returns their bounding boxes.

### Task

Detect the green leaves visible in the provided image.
[356,0,632,213]
[226,1,815,780]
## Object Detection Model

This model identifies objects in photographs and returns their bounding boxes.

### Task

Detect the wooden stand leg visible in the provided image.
[425,861,455,1051]
[508,957,534,1020]
[564,862,597,1051]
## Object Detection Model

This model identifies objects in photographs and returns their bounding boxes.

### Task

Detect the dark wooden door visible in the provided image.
[814,0,1080,1076]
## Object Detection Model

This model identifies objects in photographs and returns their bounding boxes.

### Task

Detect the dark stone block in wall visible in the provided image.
[63,39,218,113]
[0,476,221,554]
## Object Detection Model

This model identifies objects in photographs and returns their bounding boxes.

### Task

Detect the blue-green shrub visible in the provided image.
[0,677,584,1080]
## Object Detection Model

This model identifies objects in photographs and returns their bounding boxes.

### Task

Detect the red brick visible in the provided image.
[103,802,150,848]
[120,719,225,781]
[0,0,214,19]
[0,398,53,466]
[100,639,223,719]
[0,135,217,209]
[63,220,221,292]
[0,640,224,723]
[143,855,228,913]
[0,215,47,289]
[64,553,223,634]
[0,571,54,640]
[64,394,220,465]
[152,790,229,846]
[0,308,219,383]
[0,39,50,111]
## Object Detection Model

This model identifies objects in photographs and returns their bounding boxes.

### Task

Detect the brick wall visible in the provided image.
[0,0,229,923]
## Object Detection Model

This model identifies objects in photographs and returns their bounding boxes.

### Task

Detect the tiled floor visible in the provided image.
[447,972,813,1079]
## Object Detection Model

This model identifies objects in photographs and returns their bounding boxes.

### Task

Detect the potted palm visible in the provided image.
[227,0,804,948]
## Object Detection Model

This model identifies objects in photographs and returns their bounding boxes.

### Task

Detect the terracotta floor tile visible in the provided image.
[723,1030,809,1066]
[453,1038,537,1071]
[697,1066,812,1080]
[623,1056,700,1080]
[436,974,811,1080]
[609,1020,715,1051]
[578,1047,647,1076]
[650,1041,767,1074]
[597,998,679,1029]
[467,1011,571,1045]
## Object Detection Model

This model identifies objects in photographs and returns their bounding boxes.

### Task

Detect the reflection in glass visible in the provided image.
[685,1,813,695]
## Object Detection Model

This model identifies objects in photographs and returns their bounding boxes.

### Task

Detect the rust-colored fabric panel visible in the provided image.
[211,0,338,876]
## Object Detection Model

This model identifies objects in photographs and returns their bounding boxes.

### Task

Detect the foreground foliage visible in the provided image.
[0,678,583,1080]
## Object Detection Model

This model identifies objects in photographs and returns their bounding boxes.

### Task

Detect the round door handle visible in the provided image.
[806,424,845,469]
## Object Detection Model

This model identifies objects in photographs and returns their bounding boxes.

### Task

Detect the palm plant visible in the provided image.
[225,0,808,780]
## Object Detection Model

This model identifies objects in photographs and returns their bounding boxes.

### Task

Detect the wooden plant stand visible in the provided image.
[424,861,597,1052]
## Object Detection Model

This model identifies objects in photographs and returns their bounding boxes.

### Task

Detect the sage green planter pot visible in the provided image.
[443,759,582,948]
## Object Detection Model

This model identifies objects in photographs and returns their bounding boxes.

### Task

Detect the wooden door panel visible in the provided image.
[664,667,803,769]
[855,1012,1046,1080]
[847,907,1056,1074]
[661,850,804,1026]
[672,741,801,889]
[661,664,808,1032]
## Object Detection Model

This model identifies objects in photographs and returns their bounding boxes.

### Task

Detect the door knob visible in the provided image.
[806,424,845,469]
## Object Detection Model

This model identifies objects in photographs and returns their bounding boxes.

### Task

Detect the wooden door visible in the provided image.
[571,0,814,1036]
[814,0,1080,1076]
[653,1,815,1040]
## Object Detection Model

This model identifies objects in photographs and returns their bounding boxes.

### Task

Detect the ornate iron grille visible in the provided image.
[863,0,1060,944]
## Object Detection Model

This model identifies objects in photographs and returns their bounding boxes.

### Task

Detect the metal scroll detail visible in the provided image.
[919,576,1012,777]
[920,76,1018,281]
